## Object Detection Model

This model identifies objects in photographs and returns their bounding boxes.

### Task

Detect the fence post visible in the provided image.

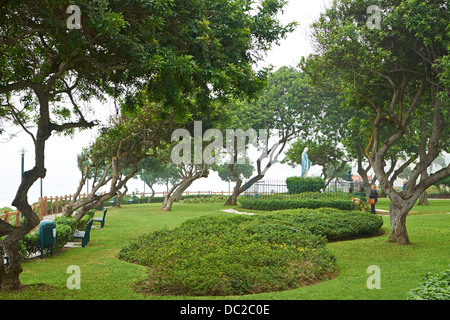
[50,196,54,214]
[16,211,20,226]
[4,210,9,224]
[44,196,48,217]
[39,197,44,220]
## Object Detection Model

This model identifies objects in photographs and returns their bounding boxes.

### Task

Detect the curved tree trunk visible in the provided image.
[147,185,155,203]
[387,199,414,245]
[1,87,94,289]
[418,172,429,205]
[161,181,182,209]
[161,178,195,211]
[115,183,128,208]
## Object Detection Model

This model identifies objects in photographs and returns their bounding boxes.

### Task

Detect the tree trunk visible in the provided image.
[418,172,429,205]
[418,191,429,205]
[387,200,411,245]
[225,180,242,206]
[161,181,182,209]
[147,185,155,203]
[0,88,51,289]
[225,174,265,206]
[115,184,128,208]
[161,178,195,211]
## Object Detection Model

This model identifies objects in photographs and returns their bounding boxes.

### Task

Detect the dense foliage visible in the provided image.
[1,211,95,260]
[118,209,383,296]
[407,267,450,300]
[239,194,355,211]
[286,177,326,194]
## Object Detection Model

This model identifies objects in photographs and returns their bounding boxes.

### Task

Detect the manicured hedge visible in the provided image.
[264,208,384,241]
[239,196,354,211]
[286,176,326,194]
[116,194,225,205]
[119,208,383,296]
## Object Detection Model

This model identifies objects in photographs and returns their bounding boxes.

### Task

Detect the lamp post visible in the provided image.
[19,148,27,218]
[19,148,27,182]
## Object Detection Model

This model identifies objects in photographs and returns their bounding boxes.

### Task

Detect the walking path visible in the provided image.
[220,208,255,215]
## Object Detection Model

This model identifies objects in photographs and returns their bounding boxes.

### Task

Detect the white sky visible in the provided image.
[0,1,333,208]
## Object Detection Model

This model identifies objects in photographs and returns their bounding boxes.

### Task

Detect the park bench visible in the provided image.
[72,219,93,248]
[93,208,107,228]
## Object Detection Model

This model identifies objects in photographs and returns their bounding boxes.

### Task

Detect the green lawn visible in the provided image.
[0,200,449,300]
[375,198,450,215]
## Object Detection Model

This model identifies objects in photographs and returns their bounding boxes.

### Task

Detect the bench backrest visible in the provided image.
[85,219,93,242]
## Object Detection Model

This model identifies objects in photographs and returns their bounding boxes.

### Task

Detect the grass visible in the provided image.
[0,200,449,300]
[375,198,450,215]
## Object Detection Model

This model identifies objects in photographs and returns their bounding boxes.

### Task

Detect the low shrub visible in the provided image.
[407,267,450,300]
[2,216,79,260]
[54,215,78,230]
[76,209,95,231]
[18,232,40,260]
[259,208,384,241]
[286,177,326,194]
[179,195,228,203]
[119,208,383,296]
[119,194,226,205]
[239,196,354,211]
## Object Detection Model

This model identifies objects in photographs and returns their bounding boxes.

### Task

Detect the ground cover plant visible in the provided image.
[118,208,383,296]
[406,266,450,300]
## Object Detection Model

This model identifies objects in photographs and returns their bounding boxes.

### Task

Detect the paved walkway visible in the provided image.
[220,208,255,215]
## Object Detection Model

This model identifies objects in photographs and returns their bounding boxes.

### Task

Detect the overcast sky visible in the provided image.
[0,1,334,208]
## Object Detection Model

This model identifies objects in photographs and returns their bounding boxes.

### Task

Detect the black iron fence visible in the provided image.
[244,179,368,200]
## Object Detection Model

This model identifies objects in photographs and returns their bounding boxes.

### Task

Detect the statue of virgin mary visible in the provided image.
[301,147,311,177]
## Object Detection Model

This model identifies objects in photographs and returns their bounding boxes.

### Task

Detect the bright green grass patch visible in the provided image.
[374,198,449,215]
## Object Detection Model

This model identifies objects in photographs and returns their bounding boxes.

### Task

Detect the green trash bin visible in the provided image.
[38,220,56,259]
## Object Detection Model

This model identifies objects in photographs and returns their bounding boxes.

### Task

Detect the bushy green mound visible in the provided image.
[239,194,354,211]
[118,208,383,296]
[261,208,383,241]
[407,267,450,300]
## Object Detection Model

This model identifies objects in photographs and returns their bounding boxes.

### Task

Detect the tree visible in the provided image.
[63,103,175,221]
[137,157,181,201]
[212,158,254,205]
[213,161,254,184]
[303,0,450,244]
[437,176,450,189]
[160,163,210,211]
[221,66,338,205]
[0,0,294,289]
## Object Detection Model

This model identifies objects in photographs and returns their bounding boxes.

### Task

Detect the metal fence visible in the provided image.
[244,179,368,200]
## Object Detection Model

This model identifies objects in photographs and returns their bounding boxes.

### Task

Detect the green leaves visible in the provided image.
[118,212,338,296]
[407,267,450,300]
